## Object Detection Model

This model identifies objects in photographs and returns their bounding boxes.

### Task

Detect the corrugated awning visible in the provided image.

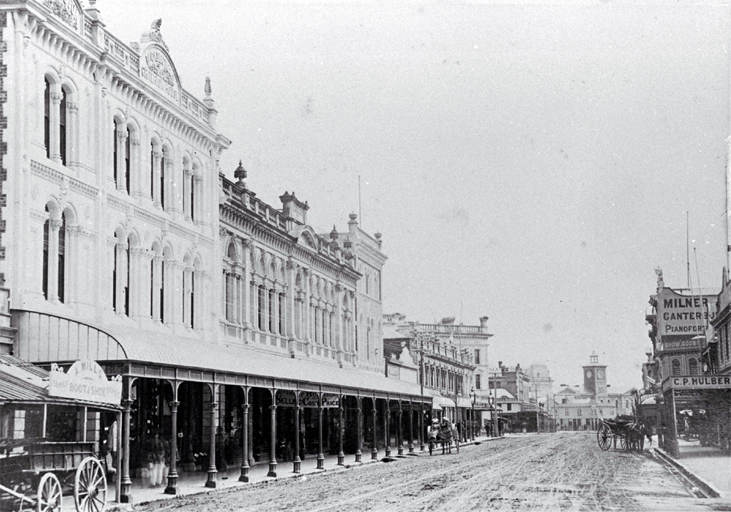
[98,327,427,399]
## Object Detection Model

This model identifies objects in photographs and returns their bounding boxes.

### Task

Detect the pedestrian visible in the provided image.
[148,431,166,488]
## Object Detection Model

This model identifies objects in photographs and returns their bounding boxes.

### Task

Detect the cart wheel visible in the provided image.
[597,424,611,451]
[74,457,107,512]
[37,472,63,512]
[616,435,626,451]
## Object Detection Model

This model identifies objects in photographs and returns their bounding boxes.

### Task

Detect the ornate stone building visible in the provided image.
[1,2,426,504]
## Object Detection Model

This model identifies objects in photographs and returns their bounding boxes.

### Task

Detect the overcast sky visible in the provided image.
[100,0,730,392]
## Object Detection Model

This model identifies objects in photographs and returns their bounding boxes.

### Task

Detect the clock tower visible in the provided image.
[583,353,608,398]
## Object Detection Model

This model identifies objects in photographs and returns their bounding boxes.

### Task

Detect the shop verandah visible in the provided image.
[659,375,731,458]
[12,311,430,503]
[111,364,430,502]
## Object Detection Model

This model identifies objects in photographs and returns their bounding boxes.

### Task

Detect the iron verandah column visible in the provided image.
[317,394,325,469]
[384,399,391,458]
[268,403,278,477]
[408,401,415,455]
[205,398,218,488]
[239,401,250,482]
[337,395,345,466]
[294,395,302,473]
[355,396,363,463]
[371,396,378,460]
[164,399,180,494]
[397,400,404,456]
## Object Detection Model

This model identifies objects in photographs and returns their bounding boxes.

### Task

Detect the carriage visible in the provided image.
[596,415,647,452]
[0,356,122,511]
[427,419,459,455]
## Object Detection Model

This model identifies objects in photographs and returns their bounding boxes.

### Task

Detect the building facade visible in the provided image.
[1,0,427,503]
[553,354,633,431]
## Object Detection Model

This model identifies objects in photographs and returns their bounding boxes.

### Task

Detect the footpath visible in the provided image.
[106,435,497,511]
[652,436,731,500]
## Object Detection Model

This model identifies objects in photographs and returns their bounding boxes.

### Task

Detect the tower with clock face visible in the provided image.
[583,353,608,398]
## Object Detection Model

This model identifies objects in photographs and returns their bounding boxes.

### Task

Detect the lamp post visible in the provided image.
[469,387,477,441]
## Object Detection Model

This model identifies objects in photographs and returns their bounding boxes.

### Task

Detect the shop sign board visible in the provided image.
[473,401,491,411]
[664,375,731,392]
[298,392,339,408]
[49,360,122,406]
[657,288,714,339]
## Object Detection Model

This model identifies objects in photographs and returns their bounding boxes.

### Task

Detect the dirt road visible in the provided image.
[130,432,728,511]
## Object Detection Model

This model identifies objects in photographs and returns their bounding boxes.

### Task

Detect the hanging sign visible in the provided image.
[49,360,122,406]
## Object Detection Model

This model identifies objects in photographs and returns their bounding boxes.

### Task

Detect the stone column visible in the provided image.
[50,89,61,163]
[48,219,61,303]
[183,168,192,221]
[205,398,218,488]
[303,269,311,346]
[116,128,128,192]
[152,150,162,207]
[355,397,362,463]
[268,403,277,477]
[164,398,180,494]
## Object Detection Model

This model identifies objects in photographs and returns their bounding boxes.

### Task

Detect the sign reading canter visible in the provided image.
[49,360,122,406]
[657,288,715,337]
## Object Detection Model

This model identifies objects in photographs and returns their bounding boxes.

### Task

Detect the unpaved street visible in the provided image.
[131,432,727,512]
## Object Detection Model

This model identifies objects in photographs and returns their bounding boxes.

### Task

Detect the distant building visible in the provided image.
[553,353,633,431]
[382,314,486,428]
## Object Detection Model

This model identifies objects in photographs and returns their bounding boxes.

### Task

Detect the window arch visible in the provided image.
[672,359,681,376]
[41,203,71,303]
[689,358,698,375]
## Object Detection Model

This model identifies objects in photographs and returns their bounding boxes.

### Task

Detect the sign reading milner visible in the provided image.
[49,360,122,406]
[666,375,731,391]
[657,288,714,337]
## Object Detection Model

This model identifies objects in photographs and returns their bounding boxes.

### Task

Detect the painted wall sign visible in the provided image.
[49,360,122,406]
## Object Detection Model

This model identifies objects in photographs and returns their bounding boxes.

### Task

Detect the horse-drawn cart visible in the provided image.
[596,415,647,453]
[1,356,122,511]
[427,419,459,455]
[0,439,108,511]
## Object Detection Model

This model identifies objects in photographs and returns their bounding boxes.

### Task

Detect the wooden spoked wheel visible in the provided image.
[74,457,107,512]
[37,472,63,512]
[597,424,611,451]
[616,435,626,451]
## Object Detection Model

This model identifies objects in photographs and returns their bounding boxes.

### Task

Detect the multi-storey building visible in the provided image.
[1,0,426,503]
[382,314,484,438]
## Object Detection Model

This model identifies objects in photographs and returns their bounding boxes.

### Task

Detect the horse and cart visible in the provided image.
[596,415,649,453]
[1,356,122,511]
[427,419,459,455]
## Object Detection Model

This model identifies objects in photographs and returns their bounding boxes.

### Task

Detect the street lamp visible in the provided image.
[469,387,477,441]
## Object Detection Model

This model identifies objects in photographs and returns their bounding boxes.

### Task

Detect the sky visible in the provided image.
[99,0,730,392]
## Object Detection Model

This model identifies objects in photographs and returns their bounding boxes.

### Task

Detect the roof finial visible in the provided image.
[204,76,212,98]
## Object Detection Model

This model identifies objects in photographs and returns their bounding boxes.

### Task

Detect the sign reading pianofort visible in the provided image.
[657,287,715,340]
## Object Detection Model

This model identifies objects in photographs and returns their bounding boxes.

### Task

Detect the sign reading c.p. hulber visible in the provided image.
[49,360,122,406]
[668,375,731,390]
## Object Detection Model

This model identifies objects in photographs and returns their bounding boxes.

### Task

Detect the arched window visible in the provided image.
[59,88,67,166]
[160,149,167,210]
[124,236,131,316]
[672,359,681,376]
[42,206,50,299]
[150,142,155,198]
[125,126,131,193]
[44,78,51,159]
[689,358,698,375]
[113,120,119,186]
[57,213,66,303]
[160,256,165,323]
[258,285,265,330]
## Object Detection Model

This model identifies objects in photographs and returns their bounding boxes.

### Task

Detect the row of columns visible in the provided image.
[118,378,429,502]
